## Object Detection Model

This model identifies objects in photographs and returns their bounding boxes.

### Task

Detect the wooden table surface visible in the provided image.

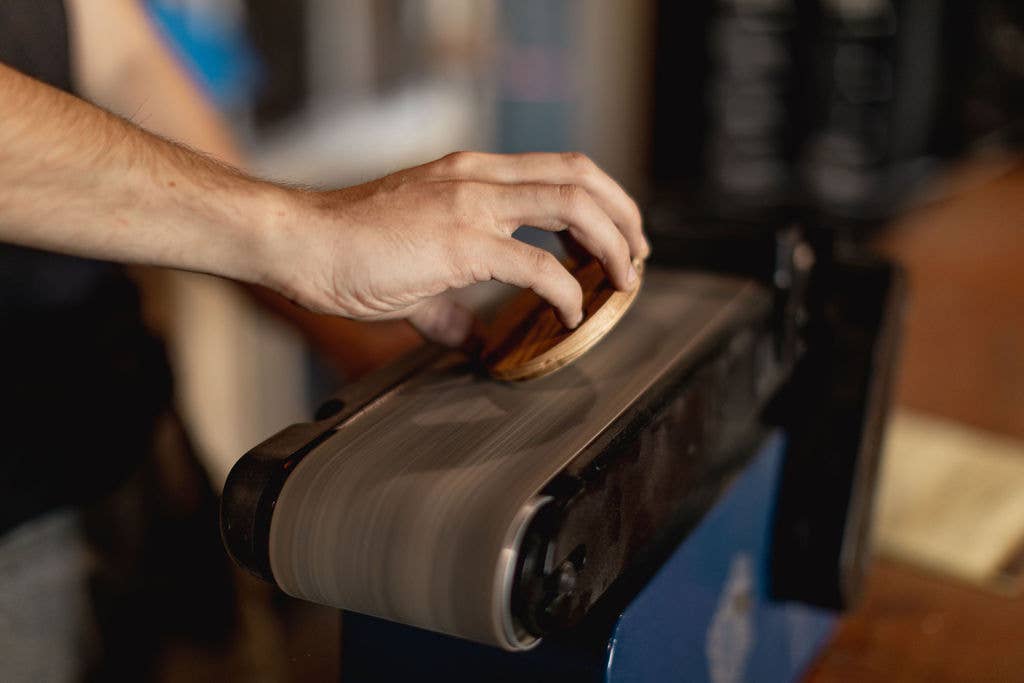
[874,159,1024,441]
[805,559,1024,683]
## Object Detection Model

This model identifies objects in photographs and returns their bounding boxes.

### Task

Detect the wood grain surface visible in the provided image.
[267,269,769,650]
[482,257,644,381]
[874,160,1024,439]
[806,559,1024,683]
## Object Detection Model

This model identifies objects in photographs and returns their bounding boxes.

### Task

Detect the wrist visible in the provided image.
[246,184,324,298]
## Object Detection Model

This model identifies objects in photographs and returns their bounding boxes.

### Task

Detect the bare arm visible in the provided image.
[0,62,275,284]
[0,62,647,345]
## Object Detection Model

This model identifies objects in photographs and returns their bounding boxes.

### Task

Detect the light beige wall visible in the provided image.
[165,272,309,490]
[571,0,655,195]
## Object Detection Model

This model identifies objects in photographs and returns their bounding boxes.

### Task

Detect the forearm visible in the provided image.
[0,63,281,285]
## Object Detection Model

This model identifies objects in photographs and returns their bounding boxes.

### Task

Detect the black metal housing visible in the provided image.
[512,307,787,637]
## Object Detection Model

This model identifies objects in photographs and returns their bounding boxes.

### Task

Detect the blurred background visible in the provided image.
[69,0,1024,680]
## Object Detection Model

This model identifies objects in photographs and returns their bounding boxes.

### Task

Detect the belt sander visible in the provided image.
[220,223,902,666]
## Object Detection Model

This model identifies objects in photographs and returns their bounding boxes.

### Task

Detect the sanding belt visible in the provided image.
[268,269,766,649]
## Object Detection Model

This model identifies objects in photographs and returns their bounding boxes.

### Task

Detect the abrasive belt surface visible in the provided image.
[269,271,764,648]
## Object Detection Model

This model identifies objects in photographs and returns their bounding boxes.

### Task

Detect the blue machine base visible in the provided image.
[340,433,836,682]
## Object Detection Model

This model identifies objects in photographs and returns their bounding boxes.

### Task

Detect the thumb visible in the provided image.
[406,295,475,347]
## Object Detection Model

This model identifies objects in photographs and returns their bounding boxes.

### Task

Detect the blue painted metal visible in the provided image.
[603,431,836,682]
[340,432,836,682]
[144,0,259,111]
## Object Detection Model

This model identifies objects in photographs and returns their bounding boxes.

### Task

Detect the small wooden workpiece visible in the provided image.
[481,256,644,381]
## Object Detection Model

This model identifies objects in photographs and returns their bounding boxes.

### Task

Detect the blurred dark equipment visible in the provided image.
[243,0,306,126]
[645,0,1021,619]
[647,0,941,614]
[650,0,1024,230]
[242,0,435,129]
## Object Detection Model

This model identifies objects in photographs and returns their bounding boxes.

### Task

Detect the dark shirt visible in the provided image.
[0,0,118,310]
[0,0,171,535]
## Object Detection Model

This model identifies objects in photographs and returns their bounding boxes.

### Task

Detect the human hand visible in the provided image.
[264,152,649,346]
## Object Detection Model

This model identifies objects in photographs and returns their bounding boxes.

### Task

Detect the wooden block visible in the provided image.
[481,256,644,381]
[874,410,1024,595]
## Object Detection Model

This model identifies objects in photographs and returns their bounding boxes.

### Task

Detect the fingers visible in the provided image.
[389,153,646,338]
[489,183,637,292]
[434,151,649,260]
[406,295,475,347]
[405,237,584,344]
[482,237,584,329]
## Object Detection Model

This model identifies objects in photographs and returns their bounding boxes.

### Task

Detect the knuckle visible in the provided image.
[562,151,594,175]
[524,246,556,278]
[556,183,587,211]
[440,150,474,175]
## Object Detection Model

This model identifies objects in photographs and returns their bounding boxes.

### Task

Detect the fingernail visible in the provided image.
[572,309,584,328]
[627,262,639,287]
